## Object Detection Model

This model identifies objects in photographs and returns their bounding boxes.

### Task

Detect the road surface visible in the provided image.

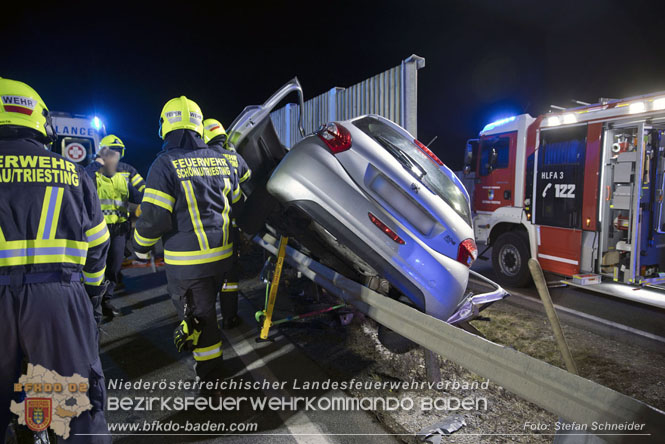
[99,266,399,443]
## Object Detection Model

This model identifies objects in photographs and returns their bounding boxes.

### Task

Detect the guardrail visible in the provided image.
[255,233,665,443]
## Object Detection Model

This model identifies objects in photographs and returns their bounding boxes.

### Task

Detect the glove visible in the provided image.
[173,317,201,352]
[135,251,151,261]
[86,280,110,326]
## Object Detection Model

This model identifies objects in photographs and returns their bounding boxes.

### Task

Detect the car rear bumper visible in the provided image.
[445,270,509,324]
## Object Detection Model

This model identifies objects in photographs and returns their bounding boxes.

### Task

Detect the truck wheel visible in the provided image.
[492,231,531,287]
[377,324,418,354]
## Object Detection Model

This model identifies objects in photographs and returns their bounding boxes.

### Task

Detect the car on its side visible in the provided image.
[228,78,506,349]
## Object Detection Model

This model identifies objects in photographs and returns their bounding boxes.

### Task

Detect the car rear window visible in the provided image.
[353,117,471,225]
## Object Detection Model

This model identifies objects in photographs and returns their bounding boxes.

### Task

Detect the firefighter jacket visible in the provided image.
[133,130,242,280]
[0,137,110,289]
[85,161,143,225]
[117,162,146,194]
[208,139,252,185]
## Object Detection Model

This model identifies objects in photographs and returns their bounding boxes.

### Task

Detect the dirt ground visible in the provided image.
[240,242,665,443]
[241,277,553,443]
[472,302,665,412]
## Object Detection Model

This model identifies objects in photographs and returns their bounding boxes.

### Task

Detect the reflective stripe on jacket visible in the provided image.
[0,138,110,287]
[208,140,252,184]
[133,130,242,279]
[117,161,146,195]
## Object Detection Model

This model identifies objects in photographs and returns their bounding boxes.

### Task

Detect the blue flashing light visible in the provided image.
[482,116,516,133]
[91,116,102,130]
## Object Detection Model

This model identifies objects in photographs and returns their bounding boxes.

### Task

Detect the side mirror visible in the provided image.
[464,150,473,166]
[490,148,498,165]
[487,148,498,173]
[464,139,478,175]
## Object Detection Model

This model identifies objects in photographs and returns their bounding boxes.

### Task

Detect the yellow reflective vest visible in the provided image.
[95,172,130,225]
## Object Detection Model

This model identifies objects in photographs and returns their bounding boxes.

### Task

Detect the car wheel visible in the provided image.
[492,231,531,287]
[377,324,419,354]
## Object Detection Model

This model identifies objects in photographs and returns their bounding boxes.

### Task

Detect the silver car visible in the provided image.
[228,79,505,343]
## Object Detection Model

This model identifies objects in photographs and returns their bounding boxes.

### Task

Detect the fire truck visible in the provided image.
[50,112,105,166]
[464,92,665,308]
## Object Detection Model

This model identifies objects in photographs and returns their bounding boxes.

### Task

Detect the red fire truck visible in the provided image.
[464,92,665,308]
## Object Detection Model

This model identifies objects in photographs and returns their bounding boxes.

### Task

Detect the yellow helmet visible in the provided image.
[0,77,56,143]
[202,118,226,144]
[158,96,203,139]
[100,134,126,158]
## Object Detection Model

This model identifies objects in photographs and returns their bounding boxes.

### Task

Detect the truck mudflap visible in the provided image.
[445,270,509,325]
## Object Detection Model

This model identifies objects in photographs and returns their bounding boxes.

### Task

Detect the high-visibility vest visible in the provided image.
[96,172,130,224]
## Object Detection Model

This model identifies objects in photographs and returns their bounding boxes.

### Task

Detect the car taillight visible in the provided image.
[457,238,478,267]
[317,122,352,154]
[368,212,405,245]
[413,138,444,166]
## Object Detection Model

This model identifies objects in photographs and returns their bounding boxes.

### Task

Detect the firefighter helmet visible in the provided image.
[158,96,203,139]
[0,77,56,143]
[202,118,226,144]
[100,134,126,158]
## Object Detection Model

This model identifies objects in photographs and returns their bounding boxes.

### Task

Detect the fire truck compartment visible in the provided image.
[467,91,665,306]
[563,279,665,310]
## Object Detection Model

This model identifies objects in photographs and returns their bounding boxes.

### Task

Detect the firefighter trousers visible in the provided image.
[0,280,110,444]
[219,229,240,321]
[219,255,239,322]
[104,222,129,301]
[167,275,224,380]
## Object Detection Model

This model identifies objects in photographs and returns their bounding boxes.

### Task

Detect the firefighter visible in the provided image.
[109,135,146,290]
[86,135,143,318]
[202,118,251,329]
[0,78,111,442]
[132,97,241,383]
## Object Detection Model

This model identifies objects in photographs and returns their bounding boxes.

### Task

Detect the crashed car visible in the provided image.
[228,79,506,346]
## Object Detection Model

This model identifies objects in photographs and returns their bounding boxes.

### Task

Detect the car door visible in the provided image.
[473,132,517,212]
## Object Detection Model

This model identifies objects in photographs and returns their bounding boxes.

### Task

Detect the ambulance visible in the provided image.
[50,112,105,166]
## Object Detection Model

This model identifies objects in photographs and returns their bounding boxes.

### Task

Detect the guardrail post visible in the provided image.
[424,350,441,384]
[528,258,578,374]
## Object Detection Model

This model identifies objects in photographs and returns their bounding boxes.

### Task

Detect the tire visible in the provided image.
[377,324,419,354]
[492,231,532,287]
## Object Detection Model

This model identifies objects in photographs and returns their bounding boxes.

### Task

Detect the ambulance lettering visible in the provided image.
[54,126,94,137]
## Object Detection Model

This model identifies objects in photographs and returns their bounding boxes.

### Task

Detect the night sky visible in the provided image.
[4,0,665,174]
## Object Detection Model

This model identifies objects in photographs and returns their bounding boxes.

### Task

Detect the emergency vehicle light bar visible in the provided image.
[482,116,516,132]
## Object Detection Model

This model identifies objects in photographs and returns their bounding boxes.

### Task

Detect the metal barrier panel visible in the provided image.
[271,54,425,147]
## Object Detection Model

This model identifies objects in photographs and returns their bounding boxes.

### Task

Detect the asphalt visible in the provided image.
[99,265,398,443]
[471,249,665,349]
